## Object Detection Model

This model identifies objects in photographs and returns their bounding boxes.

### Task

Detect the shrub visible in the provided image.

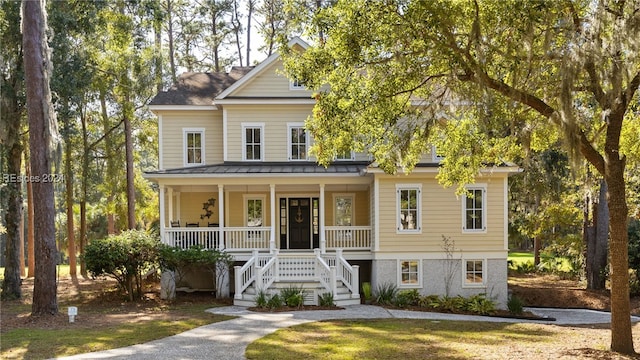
[375,282,398,305]
[507,295,525,315]
[280,285,305,308]
[394,289,421,308]
[465,294,496,315]
[83,230,161,301]
[361,282,372,301]
[255,289,269,308]
[319,292,335,307]
[418,294,440,308]
[510,260,536,274]
[434,295,467,312]
[266,293,283,309]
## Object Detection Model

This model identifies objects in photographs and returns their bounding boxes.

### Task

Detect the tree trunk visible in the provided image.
[1,134,23,300]
[166,0,177,83]
[124,113,136,230]
[588,180,609,290]
[26,159,35,278]
[79,111,88,277]
[100,89,117,235]
[22,0,58,316]
[65,132,76,277]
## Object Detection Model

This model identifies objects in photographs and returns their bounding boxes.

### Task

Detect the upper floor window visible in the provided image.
[183,128,205,166]
[334,149,354,161]
[242,123,264,161]
[431,145,445,162]
[288,124,308,160]
[334,194,354,226]
[463,186,486,232]
[397,185,421,233]
[290,78,305,90]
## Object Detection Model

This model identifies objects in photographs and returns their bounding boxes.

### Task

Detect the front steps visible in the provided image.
[234,281,361,307]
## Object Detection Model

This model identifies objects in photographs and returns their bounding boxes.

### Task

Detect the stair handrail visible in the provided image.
[315,249,337,296]
[255,254,277,292]
[234,250,261,299]
[335,249,360,298]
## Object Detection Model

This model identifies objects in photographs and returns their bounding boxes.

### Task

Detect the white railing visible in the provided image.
[163,227,271,251]
[164,227,221,249]
[234,249,359,301]
[325,226,372,250]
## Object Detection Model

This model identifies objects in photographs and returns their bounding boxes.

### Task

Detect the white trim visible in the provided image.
[287,122,308,161]
[241,122,265,161]
[431,145,444,163]
[332,193,355,226]
[223,108,228,161]
[372,251,507,260]
[374,178,380,252]
[149,105,217,112]
[158,114,164,170]
[503,177,509,251]
[243,194,266,227]
[289,78,306,90]
[366,166,521,174]
[396,184,422,234]
[398,259,422,288]
[334,150,355,161]
[462,184,487,233]
[182,128,205,167]
[462,258,487,288]
[214,98,316,105]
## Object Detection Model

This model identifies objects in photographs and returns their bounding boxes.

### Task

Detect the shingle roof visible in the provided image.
[149,67,254,106]
[145,161,371,176]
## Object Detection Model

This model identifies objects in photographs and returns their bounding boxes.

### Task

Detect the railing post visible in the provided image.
[274,250,280,282]
[255,266,263,292]
[330,266,337,296]
[352,265,360,299]
[234,266,242,300]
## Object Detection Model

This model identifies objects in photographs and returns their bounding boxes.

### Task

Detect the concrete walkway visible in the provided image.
[55,305,640,360]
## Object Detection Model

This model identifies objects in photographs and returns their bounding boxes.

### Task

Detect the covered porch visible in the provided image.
[154,166,374,260]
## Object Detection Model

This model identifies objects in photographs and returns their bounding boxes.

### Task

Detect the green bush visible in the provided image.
[394,289,421,308]
[375,282,398,305]
[465,294,496,315]
[507,295,525,315]
[267,293,283,309]
[418,294,440,308]
[83,230,161,301]
[319,292,335,307]
[361,282,372,301]
[510,260,537,274]
[280,285,305,308]
[255,289,269,308]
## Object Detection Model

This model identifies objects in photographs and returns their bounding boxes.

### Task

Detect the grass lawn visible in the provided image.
[508,251,534,265]
[246,319,640,360]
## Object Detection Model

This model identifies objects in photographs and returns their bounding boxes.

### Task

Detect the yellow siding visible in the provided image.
[232,60,315,98]
[177,192,219,226]
[324,190,370,226]
[226,192,272,227]
[377,174,506,253]
[160,110,223,169]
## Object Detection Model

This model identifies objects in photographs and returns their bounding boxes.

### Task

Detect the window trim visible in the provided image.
[183,128,205,167]
[462,184,487,233]
[289,78,305,90]
[243,194,266,227]
[398,259,422,288]
[462,259,486,288]
[287,123,308,161]
[333,193,355,226]
[431,145,445,162]
[334,150,355,161]
[396,184,422,234]
[242,122,265,161]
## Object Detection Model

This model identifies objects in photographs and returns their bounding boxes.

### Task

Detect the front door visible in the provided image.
[288,198,310,249]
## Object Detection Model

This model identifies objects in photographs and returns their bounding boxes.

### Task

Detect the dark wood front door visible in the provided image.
[288,198,310,249]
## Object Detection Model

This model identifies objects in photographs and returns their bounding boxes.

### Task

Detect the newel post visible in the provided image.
[233,266,242,300]
[352,265,360,299]
[330,266,337,296]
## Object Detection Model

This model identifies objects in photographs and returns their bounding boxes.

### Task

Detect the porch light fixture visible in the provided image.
[200,198,216,219]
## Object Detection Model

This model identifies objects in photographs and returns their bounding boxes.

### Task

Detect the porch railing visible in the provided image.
[325,226,371,250]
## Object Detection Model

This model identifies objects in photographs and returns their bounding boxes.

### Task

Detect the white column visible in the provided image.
[218,184,225,249]
[167,187,174,222]
[176,192,181,221]
[270,184,276,253]
[159,184,166,239]
[319,184,326,253]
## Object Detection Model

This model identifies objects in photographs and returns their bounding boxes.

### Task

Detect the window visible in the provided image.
[334,149,354,161]
[431,145,445,162]
[183,128,205,166]
[463,186,486,232]
[242,123,264,161]
[399,260,420,287]
[464,260,484,286]
[288,124,307,160]
[290,78,305,90]
[334,195,353,226]
[397,185,421,232]
[245,197,264,227]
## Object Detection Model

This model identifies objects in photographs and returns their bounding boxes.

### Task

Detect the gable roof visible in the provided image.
[149,67,254,106]
[215,37,310,100]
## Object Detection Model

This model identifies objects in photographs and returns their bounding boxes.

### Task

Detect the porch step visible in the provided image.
[235,280,360,307]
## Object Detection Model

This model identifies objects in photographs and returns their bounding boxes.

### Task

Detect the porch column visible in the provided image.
[176,192,181,221]
[270,184,276,253]
[167,187,173,222]
[319,183,326,253]
[159,184,166,239]
[218,184,225,249]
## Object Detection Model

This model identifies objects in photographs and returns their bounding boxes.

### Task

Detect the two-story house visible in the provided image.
[145,38,518,307]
